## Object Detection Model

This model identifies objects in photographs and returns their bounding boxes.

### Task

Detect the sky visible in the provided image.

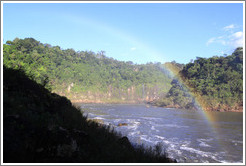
[2,2,244,64]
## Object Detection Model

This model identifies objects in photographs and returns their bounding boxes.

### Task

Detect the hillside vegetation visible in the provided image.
[3,66,175,163]
[3,37,243,112]
[152,47,243,112]
[3,38,172,103]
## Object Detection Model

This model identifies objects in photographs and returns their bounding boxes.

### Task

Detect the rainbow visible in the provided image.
[162,55,229,158]
[162,63,239,161]
[64,12,229,155]
[64,12,222,122]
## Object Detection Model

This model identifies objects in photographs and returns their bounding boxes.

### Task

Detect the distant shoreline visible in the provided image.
[71,100,243,112]
[71,99,143,104]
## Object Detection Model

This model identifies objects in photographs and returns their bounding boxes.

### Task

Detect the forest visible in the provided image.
[153,47,243,112]
[3,37,243,111]
[3,38,172,103]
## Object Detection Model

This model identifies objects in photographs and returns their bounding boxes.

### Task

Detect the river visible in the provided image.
[79,103,243,163]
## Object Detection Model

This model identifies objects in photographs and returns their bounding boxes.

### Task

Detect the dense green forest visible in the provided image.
[3,38,172,103]
[152,47,243,112]
[3,38,243,111]
[3,66,176,163]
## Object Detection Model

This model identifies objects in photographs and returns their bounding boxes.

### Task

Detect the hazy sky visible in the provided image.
[3,2,244,64]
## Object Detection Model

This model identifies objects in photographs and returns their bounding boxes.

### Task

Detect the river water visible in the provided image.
[79,103,243,163]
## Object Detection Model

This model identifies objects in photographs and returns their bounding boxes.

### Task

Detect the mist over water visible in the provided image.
[80,104,243,163]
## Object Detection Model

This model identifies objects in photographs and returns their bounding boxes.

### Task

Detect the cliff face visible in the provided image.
[57,84,167,104]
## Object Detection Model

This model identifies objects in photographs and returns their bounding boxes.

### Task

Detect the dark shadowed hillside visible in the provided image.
[3,66,176,163]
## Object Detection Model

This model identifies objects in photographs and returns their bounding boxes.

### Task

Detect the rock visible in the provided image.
[169,158,177,163]
[67,83,74,93]
[88,118,104,124]
[117,136,133,150]
[118,123,128,127]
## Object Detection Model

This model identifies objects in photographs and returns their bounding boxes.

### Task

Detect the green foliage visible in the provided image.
[4,37,172,101]
[168,79,194,108]
[154,47,243,111]
[181,47,243,106]
[153,78,196,109]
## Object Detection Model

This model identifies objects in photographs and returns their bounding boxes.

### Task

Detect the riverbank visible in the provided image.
[72,99,243,112]
[146,99,243,112]
[71,99,142,104]
[160,105,243,112]
[158,104,243,112]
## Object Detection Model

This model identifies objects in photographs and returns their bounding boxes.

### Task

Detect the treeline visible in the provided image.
[153,47,243,112]
[3,38,172,102]
[4,37,243,111]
